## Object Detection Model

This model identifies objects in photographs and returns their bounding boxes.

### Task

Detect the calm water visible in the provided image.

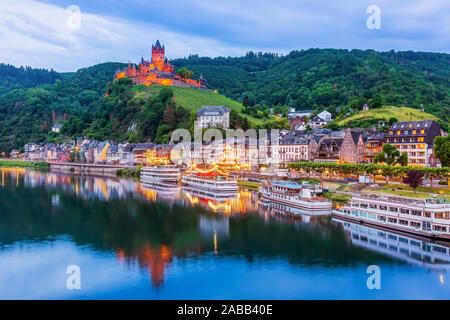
[1,168,450,299]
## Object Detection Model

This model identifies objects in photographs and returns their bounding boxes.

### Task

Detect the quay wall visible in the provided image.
[50,162,132,177]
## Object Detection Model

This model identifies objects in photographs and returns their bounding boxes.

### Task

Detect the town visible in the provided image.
[11,107,447,169]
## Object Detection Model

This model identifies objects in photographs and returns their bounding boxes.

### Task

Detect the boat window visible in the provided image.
[410,240,421,247]
[399,237,408,243]
[389,207,398,213]
[399,219,409,226]
[379,206,387,211]
[400,209,410,214]
[433,225,447,232]
[388,218,397,223]
[433,246,446,253]
[369,204,378,209]
[411,210,422,216]
[410,221,420,228]
[388,234,397,241]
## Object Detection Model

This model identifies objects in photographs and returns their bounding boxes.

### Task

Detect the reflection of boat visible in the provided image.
[259,180,331,212]
[141,181,181,198]
[259,200,331,221]
[333,194,450,240]
[181,174,238,201]
[334,217,450,271]
[140,165,180,183]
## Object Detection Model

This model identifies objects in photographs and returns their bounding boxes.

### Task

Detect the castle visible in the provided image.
[114,40,207,89]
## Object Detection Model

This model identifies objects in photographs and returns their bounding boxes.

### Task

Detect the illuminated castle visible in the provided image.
[114,40,207,88]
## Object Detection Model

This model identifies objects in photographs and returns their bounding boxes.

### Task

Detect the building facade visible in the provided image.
[195,106,230,129]
[385,120,441,167]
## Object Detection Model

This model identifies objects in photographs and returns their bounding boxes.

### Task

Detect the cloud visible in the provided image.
[0,0,448,72]
[0,0,257,71]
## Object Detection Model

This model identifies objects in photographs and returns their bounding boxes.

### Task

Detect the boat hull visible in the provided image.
[332,210,450,241]
[260,194,332,212]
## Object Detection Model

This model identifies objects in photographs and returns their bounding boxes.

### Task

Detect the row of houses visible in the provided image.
[280,120,444,167]
[14,120,445,168]
[20,140,172,166]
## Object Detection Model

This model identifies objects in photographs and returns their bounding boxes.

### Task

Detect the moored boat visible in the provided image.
[181,173,239,201]
[140,165,180,183]
[259,180,332,213]
[332,194,450,240]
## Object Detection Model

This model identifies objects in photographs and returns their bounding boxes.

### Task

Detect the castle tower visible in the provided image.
[151,40,165,70]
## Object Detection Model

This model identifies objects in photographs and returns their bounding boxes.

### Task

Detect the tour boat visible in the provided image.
[181,173,239,201]
[334,218,450,271]
[140,165,180,183]
[332,194,450,240]
[259,180,332,212]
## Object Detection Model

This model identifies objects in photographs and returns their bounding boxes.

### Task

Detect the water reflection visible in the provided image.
[334,218,450,271]
[1,168,450,298]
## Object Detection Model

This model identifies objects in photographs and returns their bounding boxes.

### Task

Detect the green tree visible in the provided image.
[374,143,407,165]
[177,67,194,80]
[434,136,450,167]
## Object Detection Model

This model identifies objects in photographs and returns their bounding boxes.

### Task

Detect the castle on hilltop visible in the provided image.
[114,40,207,89]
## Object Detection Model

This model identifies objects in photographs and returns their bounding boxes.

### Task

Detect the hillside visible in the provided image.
[0,63,64,95]
[173,49,450,125]
[0,48,449,151]
[334,106,439,128]
[135,85,263,124]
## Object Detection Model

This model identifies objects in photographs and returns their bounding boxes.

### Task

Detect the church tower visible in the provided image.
[151,40,165,70]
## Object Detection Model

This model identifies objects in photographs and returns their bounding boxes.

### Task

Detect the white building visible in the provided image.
[317,110,332,123]
[52,123,63,133]
[288,110,312,119]
[273,134,309,162]
[195,106,230,129]
[308,116,328,129]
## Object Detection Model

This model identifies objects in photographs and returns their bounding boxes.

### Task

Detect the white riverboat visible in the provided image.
[332,194,450,240]
[181,173,239,201]
[259,180,332,213]
[140,165,180,183]
[334,218,450,271]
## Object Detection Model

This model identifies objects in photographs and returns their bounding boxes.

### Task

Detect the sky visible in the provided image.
[0,0,448,72]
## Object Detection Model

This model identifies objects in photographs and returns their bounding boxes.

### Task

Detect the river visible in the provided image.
[0,168,449,299]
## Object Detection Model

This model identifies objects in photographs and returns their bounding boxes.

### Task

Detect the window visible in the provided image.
[418,137,424,142]
[388,218,398,223]
[399,219,409,226]
[433,225,447,232]
[413,130,416,134]
[421,130,425,134]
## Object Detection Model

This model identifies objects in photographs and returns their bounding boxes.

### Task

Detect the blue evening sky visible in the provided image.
[0,0,448,71]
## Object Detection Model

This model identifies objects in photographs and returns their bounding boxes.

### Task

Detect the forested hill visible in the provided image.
[0,63,125,150]
[0,49,448,151]
[172,49,450,124]
[0,63,64,95]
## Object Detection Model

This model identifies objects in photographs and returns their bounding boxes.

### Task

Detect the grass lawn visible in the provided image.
[336,106,438,126]
[238,180,261,191]
[365,183,450,199]
[133,85,264,125]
